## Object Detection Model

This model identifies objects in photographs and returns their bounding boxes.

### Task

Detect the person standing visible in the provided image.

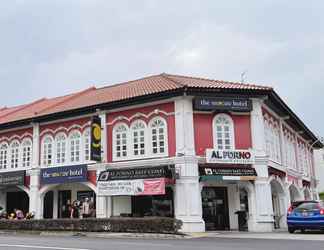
[81,198,90,218]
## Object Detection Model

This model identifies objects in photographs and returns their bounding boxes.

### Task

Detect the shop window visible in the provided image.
[131,187,174,217]
[131,120,146,157]
[0,143,8,169]
[55,133,67,164]
[10,141,20,168]
[42,136,53,166]
[69,131,81,163]
[83,128,91,161]
[149,117,168,155]
[113,123,128,159]
[213,114,235,150]
[21,139,32,168]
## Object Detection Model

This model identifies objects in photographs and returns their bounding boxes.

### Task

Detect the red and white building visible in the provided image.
[0,73,321,232]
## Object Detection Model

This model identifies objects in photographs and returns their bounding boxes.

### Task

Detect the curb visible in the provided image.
[0,230,188,240]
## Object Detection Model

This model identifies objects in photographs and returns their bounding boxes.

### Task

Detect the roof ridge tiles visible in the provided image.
[96,73,176,90]
[0,98,47,119]
[159,73,186,88]
[36,86,96,115]
[163,73,273,90]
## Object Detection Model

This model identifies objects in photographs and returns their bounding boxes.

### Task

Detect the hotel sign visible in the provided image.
[194,97,252,112]
[40,165,88,185]
[206,149,255,164]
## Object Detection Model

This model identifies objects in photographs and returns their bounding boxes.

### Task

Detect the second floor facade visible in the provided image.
[0,73,320,184]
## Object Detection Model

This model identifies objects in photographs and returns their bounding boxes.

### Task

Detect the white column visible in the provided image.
[28,169,42,219]
[250,99,274,232]
[96,168,108,218]
[174,97,205,232]
[53,190,58,219]
[32,122,40,167]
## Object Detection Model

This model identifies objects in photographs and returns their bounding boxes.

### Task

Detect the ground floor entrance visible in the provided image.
[6,191,29,215]
[202,187,230,231]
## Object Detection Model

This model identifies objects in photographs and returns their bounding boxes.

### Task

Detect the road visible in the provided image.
[0,234,322,250]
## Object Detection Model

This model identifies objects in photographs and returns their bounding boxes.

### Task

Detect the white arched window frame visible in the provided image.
[42,135,54,166]
[55,133,67,165]
[69,130,82,163]
[83,128,91,162]
[21,138,32,168]
[213,114,235,150]
[113,123,129,160]
[0,143,8,169]
[149,117,168,156]
[10,140,20,169]
[131,120,147,157]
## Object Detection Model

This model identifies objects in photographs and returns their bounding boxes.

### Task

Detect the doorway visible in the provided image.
[202,187,229,231]
[6,191,29,215]
[43,191,54,219]
[58,190,71,218]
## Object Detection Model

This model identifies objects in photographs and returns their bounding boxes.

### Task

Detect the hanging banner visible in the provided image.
[206,149,255,164]
[97,178,166,196]
[90,115,102,162]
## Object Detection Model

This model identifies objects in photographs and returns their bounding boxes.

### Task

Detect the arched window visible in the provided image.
[21,139,32,168]
[69,131,81,163]
[10,141,20,168]
[149,117,168,155]
[55,133,67,164]
[83,128,91,161]
[0,143,8,169]
[213,114,235,150]
[131,120,146,157]
[113,123,128,159]
[42,136,53,166]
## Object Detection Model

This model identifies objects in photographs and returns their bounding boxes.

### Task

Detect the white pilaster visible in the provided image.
[250,99,274,232]
[32,123,40,167]
[28,169,42,219]
[95,168,109,218]
[174,97,205,232]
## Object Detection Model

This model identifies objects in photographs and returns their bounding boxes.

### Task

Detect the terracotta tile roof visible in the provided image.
[0,73,271,125]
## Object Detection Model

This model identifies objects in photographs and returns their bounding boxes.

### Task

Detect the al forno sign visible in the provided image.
[206,149,255,164]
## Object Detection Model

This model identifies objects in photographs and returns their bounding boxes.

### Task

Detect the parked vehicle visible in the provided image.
[287,200,324,233]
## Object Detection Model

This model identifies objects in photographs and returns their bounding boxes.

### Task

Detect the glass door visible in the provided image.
[202,187,229,231]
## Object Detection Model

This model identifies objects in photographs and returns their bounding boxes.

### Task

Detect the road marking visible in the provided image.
[0,244,92,250]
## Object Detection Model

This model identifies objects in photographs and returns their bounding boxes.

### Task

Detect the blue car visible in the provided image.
[287,200,324,233]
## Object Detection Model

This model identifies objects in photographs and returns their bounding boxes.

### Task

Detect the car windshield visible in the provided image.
[294,202,319,212]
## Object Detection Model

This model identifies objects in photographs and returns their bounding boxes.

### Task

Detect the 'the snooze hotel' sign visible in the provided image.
[206,149,255,164]
[194,97,252,112]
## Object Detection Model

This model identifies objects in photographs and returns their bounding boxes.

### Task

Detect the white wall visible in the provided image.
[112,196,131,216]
[314,149,324,193]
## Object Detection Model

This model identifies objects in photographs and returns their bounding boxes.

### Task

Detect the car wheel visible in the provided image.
[288,228,295,234]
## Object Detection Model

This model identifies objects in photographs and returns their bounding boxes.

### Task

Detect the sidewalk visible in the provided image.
[188,230,324,241]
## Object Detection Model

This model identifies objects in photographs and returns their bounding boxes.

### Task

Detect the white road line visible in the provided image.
[0,244,92,250]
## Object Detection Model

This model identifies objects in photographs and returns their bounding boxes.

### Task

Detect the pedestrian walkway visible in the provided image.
[188,231,324,241]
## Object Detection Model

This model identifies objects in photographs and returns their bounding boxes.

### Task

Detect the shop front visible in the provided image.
[200,149,257,231]
[0,170,29,215]
[40,165,96,219]
[97,165,175,218]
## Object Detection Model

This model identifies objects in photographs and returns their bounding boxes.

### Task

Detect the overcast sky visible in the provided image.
[0,1,323,135]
